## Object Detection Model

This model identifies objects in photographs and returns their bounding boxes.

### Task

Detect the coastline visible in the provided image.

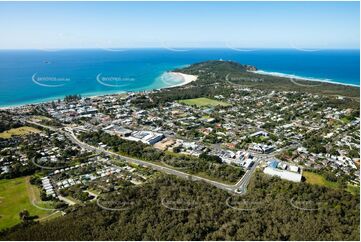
[0,90,127,110]
[0,71,198,110]
[251,70,360,87]
[165,72,198,88]
[0,68,358,110]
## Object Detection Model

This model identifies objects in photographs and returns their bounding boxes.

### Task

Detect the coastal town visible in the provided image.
[0,0,361,241]
[0,0,359,240]
[1,63,359,211]
[0,60,359,240]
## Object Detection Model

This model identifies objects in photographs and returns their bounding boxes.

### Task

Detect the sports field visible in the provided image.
[0,126,40,139]
[178,97,230,107]
[0,177,54,230]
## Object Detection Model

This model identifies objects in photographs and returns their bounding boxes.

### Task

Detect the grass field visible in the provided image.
[0,177,54,230]
[0,126,40,139]
[178,97,230,107]
[31,115,52,122]
[303,171,339,189]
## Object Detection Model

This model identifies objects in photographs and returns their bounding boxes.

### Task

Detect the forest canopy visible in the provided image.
[1,173,359,241]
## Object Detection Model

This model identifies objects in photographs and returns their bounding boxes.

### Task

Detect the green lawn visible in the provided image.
[0,126,40,139]
[303,171,339,189]
[304,172,360,196]
[31,115,52,121]
[38,211,62,222]
[340,116,352,124]
[178,98,230,107]
[0,177,54,230]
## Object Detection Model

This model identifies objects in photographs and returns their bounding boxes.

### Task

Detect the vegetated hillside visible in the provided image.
[1,173,359,241]
[0,111,22,133]
[177,60,360,99]
[129,60,359,110]
[174,60,257,76]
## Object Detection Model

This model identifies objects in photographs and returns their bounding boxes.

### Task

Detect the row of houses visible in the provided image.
[41,177,56,197]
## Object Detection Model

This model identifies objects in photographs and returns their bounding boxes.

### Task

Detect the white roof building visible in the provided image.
[126,131,164,145]
[264,167,302,182]
[241,158,254,169]
[250,131,269,137]
[289,165,300,173]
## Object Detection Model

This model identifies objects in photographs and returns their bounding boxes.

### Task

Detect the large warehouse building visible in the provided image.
[263,160,302,182]
[126,131,164,145]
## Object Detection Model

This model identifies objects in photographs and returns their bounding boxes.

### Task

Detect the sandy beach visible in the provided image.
[166,72,198,88]
[0,72,198,110]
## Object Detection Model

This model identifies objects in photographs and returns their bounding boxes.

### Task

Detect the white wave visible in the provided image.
[250,70,359,87]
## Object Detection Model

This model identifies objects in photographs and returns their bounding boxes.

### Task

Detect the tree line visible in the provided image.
[1,172,359,240]
[79,131,244,183]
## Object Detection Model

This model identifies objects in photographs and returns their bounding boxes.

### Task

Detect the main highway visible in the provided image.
[27,120,263,195]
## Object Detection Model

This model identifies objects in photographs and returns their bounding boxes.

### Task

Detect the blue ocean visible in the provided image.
[0,49,359,107]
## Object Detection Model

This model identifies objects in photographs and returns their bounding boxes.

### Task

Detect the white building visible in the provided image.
[240,158,254,169]
[249,143,274,153]
[264,167,302,182]
[250,131,269,138]
[126,131,164,145]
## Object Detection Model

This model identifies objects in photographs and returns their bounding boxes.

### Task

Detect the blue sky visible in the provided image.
[0,1,359,49]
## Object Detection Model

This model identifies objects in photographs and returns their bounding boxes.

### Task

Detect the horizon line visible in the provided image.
[0,47,360,51]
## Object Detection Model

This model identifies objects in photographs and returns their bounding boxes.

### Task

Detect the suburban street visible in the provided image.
[233,158,259,194]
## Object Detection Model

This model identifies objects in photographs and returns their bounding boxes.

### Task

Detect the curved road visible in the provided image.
[27,120,259,195]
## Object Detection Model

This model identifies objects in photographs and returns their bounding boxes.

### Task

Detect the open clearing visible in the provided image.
[30,115,52,122]
[303,171,339,189]
[178,98,230,107]
[0,126,40,139]
[0,177,54,230]
[304,172,360,195]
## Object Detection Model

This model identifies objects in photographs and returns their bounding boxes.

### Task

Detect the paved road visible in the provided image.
[233,158,259,194]
[26,120,58,131]
[27,120,260,195]
[58,195,76,206]
[65,127,237,192]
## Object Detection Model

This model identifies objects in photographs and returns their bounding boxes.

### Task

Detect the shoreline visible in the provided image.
[165,72,198,88]
[0,71,198,110]
[0,68,358,109]
[0,90,127,110]
[251,70,360,87]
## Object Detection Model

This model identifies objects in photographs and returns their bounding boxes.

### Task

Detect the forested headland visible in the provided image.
[130,60,359,110]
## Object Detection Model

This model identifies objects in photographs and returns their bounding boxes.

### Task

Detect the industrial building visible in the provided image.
[263,160,302,182]
[126,131,164,145]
